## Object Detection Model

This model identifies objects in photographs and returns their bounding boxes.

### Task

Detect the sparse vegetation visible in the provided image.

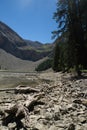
[35,58,53,71]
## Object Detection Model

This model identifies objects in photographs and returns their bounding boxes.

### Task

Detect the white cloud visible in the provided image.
[18,0,32,9]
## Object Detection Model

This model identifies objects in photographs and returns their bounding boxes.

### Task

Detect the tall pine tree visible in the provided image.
[53,0,87,75]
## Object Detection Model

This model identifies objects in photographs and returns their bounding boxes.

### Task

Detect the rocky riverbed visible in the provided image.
[0,71,87,130]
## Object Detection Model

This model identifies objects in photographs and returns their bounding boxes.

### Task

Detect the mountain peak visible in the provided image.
[0,21,26,46]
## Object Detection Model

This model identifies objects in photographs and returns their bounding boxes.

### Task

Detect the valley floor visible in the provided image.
[0,71,87,130]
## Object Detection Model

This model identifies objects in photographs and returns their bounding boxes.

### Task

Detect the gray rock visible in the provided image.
[68,123,75,130]
[53,112,60,121]
[8,122,16,129]
[48,125,58,130]
[78,116,86,124]
[45,112,53,120]
[30,128,39,130]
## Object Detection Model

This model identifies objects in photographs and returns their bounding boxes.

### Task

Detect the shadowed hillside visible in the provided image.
[0,21,54,61]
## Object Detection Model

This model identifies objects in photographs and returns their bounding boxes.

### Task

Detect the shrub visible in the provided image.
[35,59,52,71]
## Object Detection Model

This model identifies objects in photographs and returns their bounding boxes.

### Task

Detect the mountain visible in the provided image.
[0,21,26,46]
[0,48,48,71]
[0,21,54,61]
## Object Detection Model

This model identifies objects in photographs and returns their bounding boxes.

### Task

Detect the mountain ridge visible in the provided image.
[0,21,54,61]
[0,21,26,46]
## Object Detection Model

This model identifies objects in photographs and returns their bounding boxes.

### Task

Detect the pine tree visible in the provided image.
[52,42,60,72]
[53,0,87,75]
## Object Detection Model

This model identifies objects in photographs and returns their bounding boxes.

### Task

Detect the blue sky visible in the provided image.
[0,0,57,43]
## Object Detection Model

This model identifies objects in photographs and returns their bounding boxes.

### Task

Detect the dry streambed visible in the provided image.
[0,71,87,130]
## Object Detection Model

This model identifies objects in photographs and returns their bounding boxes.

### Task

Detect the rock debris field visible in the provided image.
[0,71,87,130]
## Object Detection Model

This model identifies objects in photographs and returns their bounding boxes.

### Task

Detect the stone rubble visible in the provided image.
[0,72,87,130]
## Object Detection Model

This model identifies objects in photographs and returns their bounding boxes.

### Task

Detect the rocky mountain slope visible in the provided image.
[0,48,48,72]
[0,21,54,61]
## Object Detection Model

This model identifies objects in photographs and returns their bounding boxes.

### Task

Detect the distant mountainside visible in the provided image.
[0,48,48,71]
[0,21,54,61]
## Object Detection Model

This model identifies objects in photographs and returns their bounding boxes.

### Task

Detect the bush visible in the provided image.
[35,59,53,71]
